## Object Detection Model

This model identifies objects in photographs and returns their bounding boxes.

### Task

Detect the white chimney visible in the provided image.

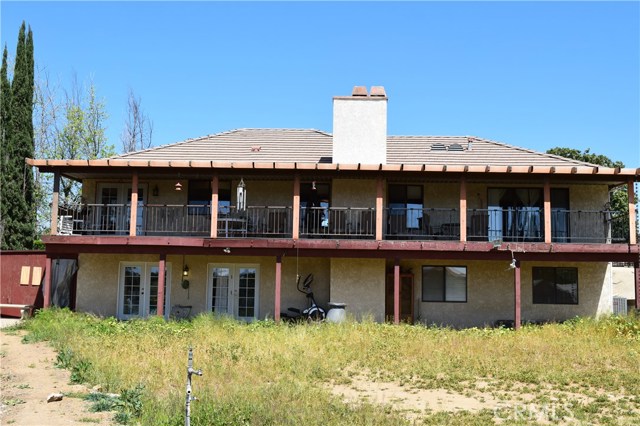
[332,86,388,165]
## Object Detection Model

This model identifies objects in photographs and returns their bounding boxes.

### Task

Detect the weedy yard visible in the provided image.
[15,309,640,425]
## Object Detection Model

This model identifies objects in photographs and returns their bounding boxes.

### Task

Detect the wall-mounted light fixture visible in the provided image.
[175,181,183,191]
[152,185,159,196]
[223,247,231,254]
[183,264,190,276]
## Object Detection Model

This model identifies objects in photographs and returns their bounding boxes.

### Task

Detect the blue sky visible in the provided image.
[1,1,639,166]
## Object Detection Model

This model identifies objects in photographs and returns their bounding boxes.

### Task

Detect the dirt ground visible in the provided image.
[0,327,114,425]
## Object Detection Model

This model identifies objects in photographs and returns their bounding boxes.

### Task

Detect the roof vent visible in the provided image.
[251,145,261,152]
[448,143,464,152]
[352,86,368,97]
[431,143,446,151]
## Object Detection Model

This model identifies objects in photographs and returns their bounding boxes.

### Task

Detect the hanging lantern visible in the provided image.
[237,178,246,211]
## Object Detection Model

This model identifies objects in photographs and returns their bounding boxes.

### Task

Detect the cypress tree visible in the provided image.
[0,45,12,248]
[2,22,36,249]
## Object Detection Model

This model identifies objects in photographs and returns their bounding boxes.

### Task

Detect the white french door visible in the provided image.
[96,183,146,235]
[118,262,171,320]
[207,264,259,321]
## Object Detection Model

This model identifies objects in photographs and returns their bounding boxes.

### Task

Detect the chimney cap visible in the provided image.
[370,86,386,97]
[352,86,368,97]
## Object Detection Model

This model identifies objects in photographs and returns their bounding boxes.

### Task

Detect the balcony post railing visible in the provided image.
[376,176,384,241]
[129,172,138,237]
[628,178,636,245]
[292,174,300,239]
[459,176,467,242]
[50,171,60,235]
[210,174,219,239]
[544,179,551,244]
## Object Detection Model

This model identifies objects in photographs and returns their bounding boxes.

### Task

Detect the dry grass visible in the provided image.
[20,309,640,425]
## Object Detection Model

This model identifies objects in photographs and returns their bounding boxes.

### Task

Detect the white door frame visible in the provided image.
[117,261,171,320]
[206,263,260,321]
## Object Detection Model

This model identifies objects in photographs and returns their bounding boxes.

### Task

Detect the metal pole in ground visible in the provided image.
[185,347,203,426]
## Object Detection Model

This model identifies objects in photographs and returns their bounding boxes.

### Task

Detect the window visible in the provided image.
[532,267,578,304]
[188,180,231,215]
[388,184,423,229]
[422,266,467,302]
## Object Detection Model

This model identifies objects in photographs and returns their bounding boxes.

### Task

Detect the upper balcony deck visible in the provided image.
[55,203,631,245]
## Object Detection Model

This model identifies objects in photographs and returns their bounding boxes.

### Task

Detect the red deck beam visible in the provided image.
[275,255,282,322]
[394,258,400,324]
[157,254,166,317]
[514,259,521,330]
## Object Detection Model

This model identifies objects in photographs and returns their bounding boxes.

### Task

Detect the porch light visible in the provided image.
[183,264,190,276]
[237,178,246,211]
[175,181,183,191]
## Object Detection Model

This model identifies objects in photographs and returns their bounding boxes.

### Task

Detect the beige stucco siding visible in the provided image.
[329,258,385,322]
[75,253,330,320]
[332,179,377,208]
[394,259,611,328]
[612,266,636,299]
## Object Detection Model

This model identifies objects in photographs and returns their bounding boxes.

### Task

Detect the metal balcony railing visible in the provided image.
[55,204,631,244]
[385,207,460,240]
[300,207,375,239]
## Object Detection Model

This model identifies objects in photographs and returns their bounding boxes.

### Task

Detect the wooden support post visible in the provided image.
[394,258,400,324]
[43,257,52,308]
[376,177,384,241]
[157,254,166,317]
[129,172,138,237]
[635,261,640,311]
[50,172,60,235]
[514,260,521,330]
[459,176,467,242]
[544,178,552,244]
[292,175,300,239]
[275,255,282,322]
[210,174,219,238]
[628,179,636,245]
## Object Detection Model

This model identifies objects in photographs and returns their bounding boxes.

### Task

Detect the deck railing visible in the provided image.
[56,204,630,244]
[300,207,375,239]
[385,207,460,240]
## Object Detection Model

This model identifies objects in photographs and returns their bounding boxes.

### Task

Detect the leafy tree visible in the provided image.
[1,22,35,250]
[33,74,114,231]
[547,147,633,241]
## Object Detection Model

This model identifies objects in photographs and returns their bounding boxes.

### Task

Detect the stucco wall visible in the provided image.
[329,258,386,321]
[396,259,611,328]
[333,97,387,164]
[332,179,377,208]
[612,266,636,300]
[75,253,331,320]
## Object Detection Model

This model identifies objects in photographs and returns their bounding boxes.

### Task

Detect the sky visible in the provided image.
[1,1,639,167]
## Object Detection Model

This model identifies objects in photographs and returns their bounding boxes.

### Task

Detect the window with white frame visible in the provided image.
[422,266,467,302]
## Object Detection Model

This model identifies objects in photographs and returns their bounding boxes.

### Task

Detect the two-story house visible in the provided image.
[29,86,639,328]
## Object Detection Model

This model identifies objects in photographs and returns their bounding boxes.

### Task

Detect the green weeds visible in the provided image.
[19,308,640,425]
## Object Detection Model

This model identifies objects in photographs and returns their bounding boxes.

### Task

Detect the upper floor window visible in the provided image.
[422,266,467,302]
[188,180,231,215]
[389,184,423,229]
[532,267,578,304]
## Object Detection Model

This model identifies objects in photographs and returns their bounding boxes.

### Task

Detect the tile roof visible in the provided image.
[113,128,597,168]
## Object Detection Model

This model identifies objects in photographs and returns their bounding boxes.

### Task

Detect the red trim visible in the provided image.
[514,260,521,330]
[157,254,166,317]
[275,255,282,322]
[43,257,52,308]
[394,259,400,324]
[635,262,639,311]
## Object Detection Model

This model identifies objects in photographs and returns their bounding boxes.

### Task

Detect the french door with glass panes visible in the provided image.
[96,183,146,235]
[118,262,171,320]
[207,264,259,321]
